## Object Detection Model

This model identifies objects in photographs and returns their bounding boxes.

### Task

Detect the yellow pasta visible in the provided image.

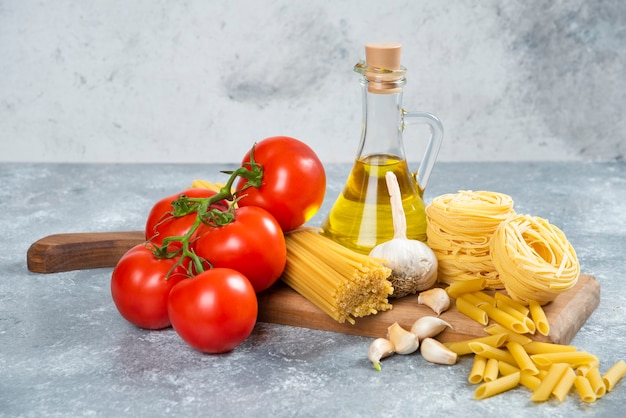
[191,179,228,193]
[479,304,529,334]
[529,300,550,336]
[495,303,536,334]
[281,229,393,324]
[471,291,496,306]
[531,351,599,368]
[574,375,597,403]
[474,372,521,400]
[523,341,577,355]
[507,341,539,375]
[585,366,606,397]
[530,362,569,402]
[468,342,516,365]
[446,278,486,299]
[484,324,533,345]
[484,358,499,382]
[551,366,577,402]
[602,360,626,392]
[489,214,580,305]
[494,292,530,316]
[468,355,487,384]
[426,190,515,288]
[455,296,489,325]
[445,334,508,356]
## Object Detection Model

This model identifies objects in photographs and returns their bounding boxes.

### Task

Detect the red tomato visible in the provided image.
[167,268,258,353]
[145,188,227,248]
[193,206,286,293]
[110,243,187,330]
[235,136,326,232]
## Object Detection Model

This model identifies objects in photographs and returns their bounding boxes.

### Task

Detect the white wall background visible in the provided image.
[1,0,625,163]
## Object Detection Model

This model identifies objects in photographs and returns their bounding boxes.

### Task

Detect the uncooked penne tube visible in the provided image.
[480,304,529,334]
[551,366,576,402]
[531,362,569,402]
[468,342,516,365]
[469,355,487,384]
[471,291,496,306]
[497,303,536,334]
[523,341,577,355]
[446,278,486,299]
[574,375,597,403]
[529,300,550,336]
[445,333,507,356]
[474,372,521,400]
[494,292,529,316]
[531,351,599,368]
[507,341,539,375]
[484,358,499,382]
[585,366,606,398]
[498,362,542,391]
[484,324,533,345]
[602,359,626,392]
[455,296,489,325]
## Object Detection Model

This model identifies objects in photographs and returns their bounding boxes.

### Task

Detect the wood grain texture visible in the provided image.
[27,232,600,344]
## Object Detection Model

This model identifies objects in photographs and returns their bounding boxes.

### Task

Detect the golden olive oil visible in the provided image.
[321,154,427,254]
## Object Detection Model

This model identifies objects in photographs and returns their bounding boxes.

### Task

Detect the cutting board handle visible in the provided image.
[27,231,145,274]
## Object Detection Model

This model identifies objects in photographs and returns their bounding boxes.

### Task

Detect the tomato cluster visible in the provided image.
[110,136,326,353]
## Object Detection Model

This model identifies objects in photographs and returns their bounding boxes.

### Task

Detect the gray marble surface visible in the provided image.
[1,162,625,417]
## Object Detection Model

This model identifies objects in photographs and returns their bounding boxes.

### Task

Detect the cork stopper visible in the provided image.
[365,42,402,70]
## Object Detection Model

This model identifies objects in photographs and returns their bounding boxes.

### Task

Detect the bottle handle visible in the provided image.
[402,110,444,194]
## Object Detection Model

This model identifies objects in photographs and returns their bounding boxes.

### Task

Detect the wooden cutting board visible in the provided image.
[27,231,600,344]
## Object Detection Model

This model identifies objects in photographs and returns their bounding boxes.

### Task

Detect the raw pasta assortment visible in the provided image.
[365,189,624,405]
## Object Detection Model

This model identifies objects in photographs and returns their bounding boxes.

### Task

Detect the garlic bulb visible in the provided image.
[369,171,438,298]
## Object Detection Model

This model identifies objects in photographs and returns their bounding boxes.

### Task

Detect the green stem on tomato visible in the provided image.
[153,145,263,278]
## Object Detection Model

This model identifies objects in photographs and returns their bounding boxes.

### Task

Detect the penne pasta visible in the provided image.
[507,341,539,376]
[484,324,533,345]
[530,362,569,402]
[602,360,626,392]
[484,358,499,382]
[551,366,576,402]
[529,300,550,336]
[468,342,516,365]
[445,334,508,356]
[530,351,599,368]
[446,278,486,299]
[455,296,489,325]
[585,366,606,398]
[496,303,536,334]
[471,291,496,306]
[469,355,487,384]
[458,293,490,307]
[574,375,597,403]
[480,304,529,334]
[494,292,530,316]
[474,372,521,400]
[523,341,577,355]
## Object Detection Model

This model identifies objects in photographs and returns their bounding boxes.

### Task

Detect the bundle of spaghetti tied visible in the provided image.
[282,229,393,324]
[490,214,580,305]
[426,190,516,289]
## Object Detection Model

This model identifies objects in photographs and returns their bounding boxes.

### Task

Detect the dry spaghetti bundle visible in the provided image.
[283,229,393,324]
[489,214,580,305]
[426,190,515,288]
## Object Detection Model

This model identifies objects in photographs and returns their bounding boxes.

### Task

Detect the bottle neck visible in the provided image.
[356,79,406,161]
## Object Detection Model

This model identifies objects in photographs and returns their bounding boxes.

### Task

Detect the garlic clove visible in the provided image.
[368,337,395,371]
[387,322,419,355]
[410,316,453,341]
[420,337,458,365]
[418,287,451,315]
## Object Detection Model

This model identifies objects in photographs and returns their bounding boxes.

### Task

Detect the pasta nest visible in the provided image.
[425,190,515,288]
[489,214,580,305]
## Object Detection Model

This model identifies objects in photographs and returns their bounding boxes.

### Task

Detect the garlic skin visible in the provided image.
[369,172,438,298]
[387,322,419,355]
[411,316,453,341]
[420,337,458,365]
[368,337,395,371]
[417,287,450,315]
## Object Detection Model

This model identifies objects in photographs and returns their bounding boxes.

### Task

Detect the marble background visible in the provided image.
[1,0,625,164]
